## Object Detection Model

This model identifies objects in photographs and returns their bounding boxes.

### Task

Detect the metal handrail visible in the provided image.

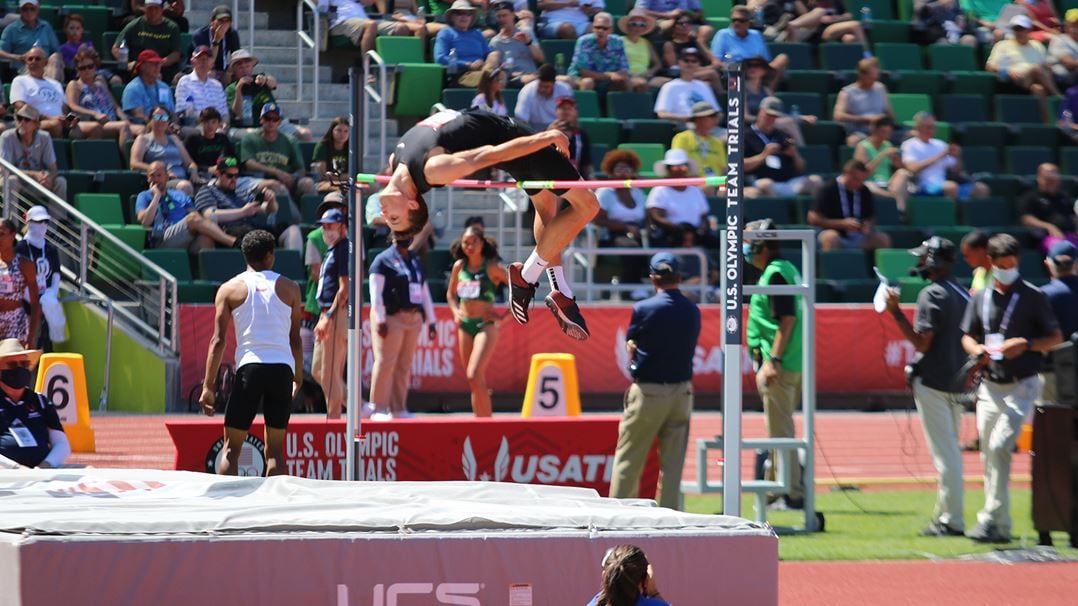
[0,156,180,354]
[297,0,322,119]
[362,50,388,164]
[561,246,711,302]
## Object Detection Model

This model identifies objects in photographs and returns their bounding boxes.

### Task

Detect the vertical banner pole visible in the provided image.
[345,66,365,481]
[722,64,745,517]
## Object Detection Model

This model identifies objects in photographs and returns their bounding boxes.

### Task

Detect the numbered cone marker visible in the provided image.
[521,354,581,418]
[34,353,96,452]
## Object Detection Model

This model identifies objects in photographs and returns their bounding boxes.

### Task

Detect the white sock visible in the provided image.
[521,249,549,284]
[547,266,573,298]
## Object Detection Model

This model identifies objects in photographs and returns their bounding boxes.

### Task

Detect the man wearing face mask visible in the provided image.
[960,233,1063,543]
[15,206,63,351]
[744,219,804,510]
[312,208,348,420]
[884,237,970,537]
[0,339,69,469]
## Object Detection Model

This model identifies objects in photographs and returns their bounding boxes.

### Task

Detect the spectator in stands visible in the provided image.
[965,0,1014,43]
[1021,0,1060,43]
[901,112,989,201]
[912,0,978,46]
[833,57,895,146]
[490,2,543,85]
[960,229,992,292]
[59,14,120,85]
[1048,10,1078,90]
[1019,163,1078,253]
[710,5,788,80]
[744,97,822,198]
[514,64,573,131]
[787,0,868,46]
[986,14,1062,100]
[122,50,176,125]
[854,116,911,212]
[538,0,602,39]
[241,102,314,202]
[0,105,66,201]
[0,220,38,348]
[742,55,810,144]
[640,1,712,48]
[130,105,199,195]
[808,159,891,252]
[17,206,63,350]
[196,156,303,250]
[646,149,711,247]
[0,340,70,470]
[65,48,135,146]
[654,47,719,123]
[586,545,669,606]
[0,1,64,83]
[312,116,350,191]
[434,1,497,87]
[12,47,101,140]
[549,95,592,178]
[175,46,230,130]
[570,12,631,93]
[137,160,237,250]
[184,107,234,179]
[671,101,726,190]
[192,5,240,82]
[1061,82,1078,142]
[593,149,648,290]
[661,13,723,96]
[381,0,435,42]
[619,9,667,90]
[319,0,378,57]
[114,0,184,83]
[226,49,313,141]
[471,67,508,115]
[127,0,189,32]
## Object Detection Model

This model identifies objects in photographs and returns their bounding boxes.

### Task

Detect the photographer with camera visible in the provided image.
[744,96,821,198]
[224,49,312,141]
[194,155,303,251]
[884,236,970,537]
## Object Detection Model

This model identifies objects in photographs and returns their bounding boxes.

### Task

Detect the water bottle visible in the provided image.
[555,52,566,75]
[789,104,800,123]
[448,47,459,77]
[755,6,765,27]
[180,95,195,126]
[998,54,1009,80]
[860,6,872,23]
[241,95,253,124]
[117,38,128,64]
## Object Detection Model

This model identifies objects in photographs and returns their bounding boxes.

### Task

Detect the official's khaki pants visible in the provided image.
[912,378,965,531]
[609,381,693,510]
[976,375,1042,533]
[369,309,423,413]
[758,366,804,501]
[312,309,348,417]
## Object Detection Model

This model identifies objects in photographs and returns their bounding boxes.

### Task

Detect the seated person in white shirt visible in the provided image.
[539,0,603,39]
[175,45,230,130]
[11,46,101,139]
[653,47,719,124]
[645,149,713,247]
[900,112,989,201]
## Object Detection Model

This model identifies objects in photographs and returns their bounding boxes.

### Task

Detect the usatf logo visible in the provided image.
[205,434,266,476]
[726,317,738,333]
[462,436,509,482]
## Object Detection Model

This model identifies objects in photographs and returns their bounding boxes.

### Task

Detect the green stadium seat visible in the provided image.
[957,123,1008,147]
[578,118,621,148]
[978,175,1024,199]
[875,43,922,71]
[820,250,869,280]
[141,249,216,304]
[69,6,110,49]
[940,94,989,124]
[799,145,835,175]
[838,145,855,166]
[573,89,601,119]
[815,279,840,303]
[962,147,1001,175]
[1019,254,1048,283]
[961,197,1012,228]
[906,196,956,227]
[995,95,1043,124]
[607,92,655,120]
[376,37,425,63]
[819,43,864,72]
[891,71,946,96]
[59,170,94,199]
[874,248,916,280]
[838,279,882,303]
[878,226,928,249]
[393,63,446,117]
[591,144,610,171]
[75,193,124,225]
[701,0,733,16]
[848,0,894,20]
[441,88,475,110]
[767,43,814,71]
[617,143,665,177]
[800,121,845,147]
[866,21,913,44]
[898,277,930,303]
[272,249,305,282]
[1061,147,1078,175]
[948,72,996,97]
[503,89,519,116]
[775,92,823,118]
[783,70,835,95]
[1006,146,1054,176]
[92,225,147,286]
[1013,125,1060,149]
[873,197,902,226]
[51,139,71,172]
[626,119,677,145]
[198,249,246,283]
[929,45,978,72]
[99,171,148,223]
[299,193,322,225]
[71,140,123,171]
[539,39,576,69]
[744,197,794,224]
[889,93,933,124]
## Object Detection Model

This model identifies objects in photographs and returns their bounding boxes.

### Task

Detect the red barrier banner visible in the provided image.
[178,304,915,398]
[166,417,659,497]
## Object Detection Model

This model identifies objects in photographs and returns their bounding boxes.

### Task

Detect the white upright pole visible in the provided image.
[345,67,364,481]
[722,65,745,517]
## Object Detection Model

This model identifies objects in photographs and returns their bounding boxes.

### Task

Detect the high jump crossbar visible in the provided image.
[354,173,727,190]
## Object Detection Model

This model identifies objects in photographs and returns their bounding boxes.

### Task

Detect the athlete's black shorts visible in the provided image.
[495,117,582,197]
[224,362,294,430]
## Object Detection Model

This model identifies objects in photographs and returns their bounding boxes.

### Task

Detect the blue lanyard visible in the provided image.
[982,289,1020,335]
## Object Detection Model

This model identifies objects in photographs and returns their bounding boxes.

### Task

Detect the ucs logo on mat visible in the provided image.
[371,583,481,606]
[205,434,266,476]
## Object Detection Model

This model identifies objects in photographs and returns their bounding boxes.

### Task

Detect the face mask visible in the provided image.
[742,242,752,262]
[992,266,1020,286]
[0,367,32,391]
[27,223,47,244]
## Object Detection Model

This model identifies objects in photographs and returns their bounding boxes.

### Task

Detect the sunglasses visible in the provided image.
[262,115,281,122]
[152,114,170,122]
[629,20,647,27]
[593,25,611,30]
[77,64,95,71]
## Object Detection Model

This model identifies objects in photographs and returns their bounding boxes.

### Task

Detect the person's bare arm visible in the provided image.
[20,259,39,347]
[1020,213,1063,236]
[129,135,151,171]
[423,129,569,185]
[744,142,781,172]
[137,186,163,226]
[284,278,304,397]
[807,209,861,232]
[902,147,950,174]
[885,290,934,352]
[647,207,678,231]
[199,278,240,414]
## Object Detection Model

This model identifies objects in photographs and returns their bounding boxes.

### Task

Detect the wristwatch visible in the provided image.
[768,353,783,364]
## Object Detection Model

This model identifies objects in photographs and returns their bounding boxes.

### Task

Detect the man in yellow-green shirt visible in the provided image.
[670,101,726,187]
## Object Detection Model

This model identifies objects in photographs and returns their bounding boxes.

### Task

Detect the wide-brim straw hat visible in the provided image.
[618,9,657,36]
[0,339,42,367]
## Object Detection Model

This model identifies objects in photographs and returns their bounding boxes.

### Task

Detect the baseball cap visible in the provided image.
[212,4,233,20]
[229,48,256,63]
[760,96,786,117]
[555,95,576,108]
[15,104,40,121]
[678,47,701,61]
[135,49,163,73]
[492,1,515,12]
[649,252,680,277]
[909,236,957,263]
[1048,240,1078,263]
[215,155,239,172]
[317,208,346,225]
[1009,14,1033,30]
[19,0,39,7]
[25,206,50,222]
[191,45,212,58]
[691,101,718,118]
[260,101,281,119]
[316,191,348,219]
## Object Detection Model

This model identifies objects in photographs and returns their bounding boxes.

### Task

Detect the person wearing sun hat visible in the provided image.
[0,338,70,470]
[434,0,497,87]
[986,13,1062,97]
[645,149,711,247]
[618,8,666,90]
[670,100,726,185]
[15,206,65,349]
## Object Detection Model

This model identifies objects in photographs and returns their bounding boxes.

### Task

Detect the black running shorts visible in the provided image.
[224,363,294,430]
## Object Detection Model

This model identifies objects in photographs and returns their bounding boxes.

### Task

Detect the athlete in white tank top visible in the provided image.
[232,270,295,368]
